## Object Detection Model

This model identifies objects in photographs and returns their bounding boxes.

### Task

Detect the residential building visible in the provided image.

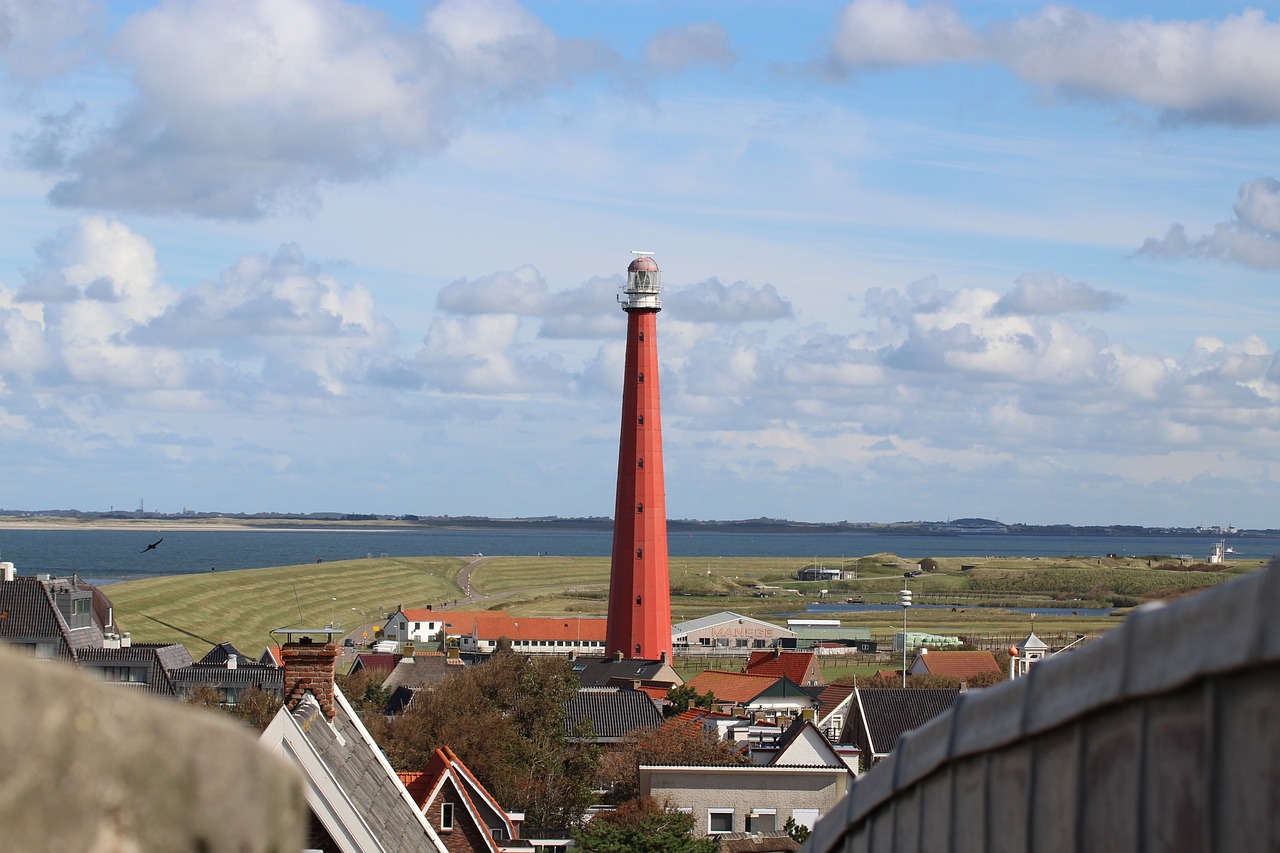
[841,687,960,771]
[381,651,467,714]
[683,670,817,722]
[400,745,532,852]
[907,649,1002,680]
[170,642,284,704]
[259,630,446,852]
[571,655,682,697]
[0,564,113,661]
[640,719,853,837]
[384,609,607,658]
[743,649,824,687]
[563,687,664,743]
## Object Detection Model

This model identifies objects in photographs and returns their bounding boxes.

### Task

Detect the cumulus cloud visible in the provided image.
[437,265,549,315]
[832,0,979,67]
[830,2,1280,125]
[669,278,794,323]
[23,0,607,218]
[645,22,735,74]
[991,273,1125,316]
[0,0,103,84]
[1137,177,1280,269]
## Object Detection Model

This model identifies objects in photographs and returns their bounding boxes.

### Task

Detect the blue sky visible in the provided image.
[0,0,1277,527]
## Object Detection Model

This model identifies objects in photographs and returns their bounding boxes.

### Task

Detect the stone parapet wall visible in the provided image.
[805,563,1280,853]
[0,644,304,852]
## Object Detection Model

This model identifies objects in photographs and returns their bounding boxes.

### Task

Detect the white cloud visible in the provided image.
[831,2,1280,124]
[24,0,606,218]
[991,272,1125,316]
[437,265,549,315]
[1137,177,1280,269]
[832,0,980,67]
[645,22,735,74]
[668,278,794,323]
[0,0,103,84]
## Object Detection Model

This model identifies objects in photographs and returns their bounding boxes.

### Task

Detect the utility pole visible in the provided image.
[899,586,913,688]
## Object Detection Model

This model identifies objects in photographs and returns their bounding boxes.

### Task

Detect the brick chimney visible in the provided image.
[281,637,339,719]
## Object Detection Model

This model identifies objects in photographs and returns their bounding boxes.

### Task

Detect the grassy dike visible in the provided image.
[102,552,1258,660]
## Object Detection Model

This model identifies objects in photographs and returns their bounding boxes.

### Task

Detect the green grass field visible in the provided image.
[103,552,1262,660]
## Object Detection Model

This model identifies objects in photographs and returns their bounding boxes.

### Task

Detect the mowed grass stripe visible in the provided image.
[105,557,466,657]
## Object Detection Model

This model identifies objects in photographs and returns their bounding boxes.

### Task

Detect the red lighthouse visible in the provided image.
[605,252,674,661]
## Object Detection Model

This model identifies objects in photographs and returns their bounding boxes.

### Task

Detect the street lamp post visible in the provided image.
[898,586,913,688]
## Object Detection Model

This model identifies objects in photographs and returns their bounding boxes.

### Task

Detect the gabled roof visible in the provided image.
[684,670,782,704]
[78,644,192,696]
[351,652,401,673]
[259,646,283,666]
[671,611,795,637]
[198,642,249,666]
[745,650,823,685]
[260,685,445,853]
[771,717,851,769]
[170,662,285,693]
[564,687,663,741]
[815,684,857,729]
[850,688,960,757]
[0,576,78,662]
[382,654,462,692]
[401,745,517,853]
[573,657,682,688]
[911,650,1001,679]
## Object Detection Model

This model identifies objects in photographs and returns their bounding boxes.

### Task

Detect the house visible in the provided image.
[258,629,447,853]
[77,641,193,695]
[399,745,532,852]
[907,649,1002,680]
[386,609,608,657]
[683,670,817,722]
[563,687,664,743]
[0,565,113,661]
[170,642,284,704]
[796,565,844,582]
[673,612,795,652]
[743,649,824,687]
[572,655,682,696]
[381,651,467,714]
[812,684,856,743]
[639,718,853,837]
[841,687,960,771]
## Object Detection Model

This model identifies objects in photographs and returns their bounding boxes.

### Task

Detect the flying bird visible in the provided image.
[140,538,163,554]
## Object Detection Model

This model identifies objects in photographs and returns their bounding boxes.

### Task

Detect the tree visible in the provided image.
[599,716,749,803]
[366,650,597,831]
[182,685,281,732]
[784,815,810,844]
[574,797,716,853]
[663,684,716,717]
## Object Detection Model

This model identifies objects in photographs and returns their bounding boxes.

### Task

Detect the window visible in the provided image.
[638,372,644,382]
[637,458,643,468]
[441,802,454,831]
[638,415,644,424]
[747,810,776,833]
[72,598,91,615]
[637,503,643,513]
[638,332,644,341]
[708,810,734,834]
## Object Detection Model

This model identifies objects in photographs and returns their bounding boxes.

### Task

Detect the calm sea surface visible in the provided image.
[0,527,1274,587]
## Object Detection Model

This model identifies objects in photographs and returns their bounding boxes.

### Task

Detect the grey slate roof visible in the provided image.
[574,657,673,688]
[0,577,77,661]
[170,663,285,695]
[564,687,664,741]
[284,690,441,852]
[77,643,194,696]
[381,655,460,692]
[847,688,960,756]
[198,642,249,665]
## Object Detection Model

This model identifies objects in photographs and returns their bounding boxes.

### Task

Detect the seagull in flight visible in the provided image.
[141,538,163,554]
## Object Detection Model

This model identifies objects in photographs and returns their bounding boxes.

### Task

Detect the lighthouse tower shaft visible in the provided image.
[605,257,673,661]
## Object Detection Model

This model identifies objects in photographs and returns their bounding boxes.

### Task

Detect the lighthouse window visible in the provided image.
[637,503,643,513]
[638,373,644,383]
[636,596,642,606]
[638,415,644,425]
[638,332,644,342]
[637,458,644,468]
[636,548,643,558]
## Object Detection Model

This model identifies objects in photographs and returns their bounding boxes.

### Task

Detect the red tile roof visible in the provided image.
[815,684,856,723]
[684,670,781,704]
[913,650,1001,679]
[429,610,607,642]
[745,650,822,685]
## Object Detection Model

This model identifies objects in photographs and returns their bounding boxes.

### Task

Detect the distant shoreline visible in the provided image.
[0,514,1274,538]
